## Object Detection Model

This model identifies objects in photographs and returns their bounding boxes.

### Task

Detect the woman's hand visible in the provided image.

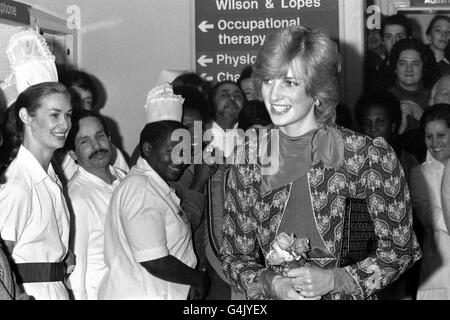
[270,275,321,300]
[287,266,334,298]
[401,100,423,121]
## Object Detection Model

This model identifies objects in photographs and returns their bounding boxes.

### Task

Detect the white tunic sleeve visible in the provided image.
[442,160,450,235]
[0,181,31,242]
[68,194,90,300]
[120,181,169,262]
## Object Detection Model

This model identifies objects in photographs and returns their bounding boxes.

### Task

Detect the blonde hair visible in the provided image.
[254,25,341,124]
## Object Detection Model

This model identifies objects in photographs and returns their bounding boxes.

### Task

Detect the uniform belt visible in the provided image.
[15,262,66,284]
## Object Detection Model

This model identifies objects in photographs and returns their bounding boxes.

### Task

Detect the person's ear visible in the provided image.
[141,141,153,158]
[68,150,78,161]
[18,107,32,125]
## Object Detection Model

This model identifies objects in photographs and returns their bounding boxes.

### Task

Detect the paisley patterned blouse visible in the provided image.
[220,125,422,300]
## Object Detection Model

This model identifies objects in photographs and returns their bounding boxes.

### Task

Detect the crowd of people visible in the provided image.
[0,12,450,300]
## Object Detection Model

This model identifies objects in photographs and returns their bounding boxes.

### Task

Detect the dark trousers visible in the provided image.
[204,258,231,300]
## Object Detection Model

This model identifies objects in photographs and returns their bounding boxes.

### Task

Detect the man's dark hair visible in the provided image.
[171,72,212,101]
[60,69,96,103]
[237,65,254,88]
[173,85,213,123]
[355,90,402,132]
[420,103,450,129]
[381,14,412,38]
[65,109,110,151]
[139,121,187,155]
[238,100,272,131]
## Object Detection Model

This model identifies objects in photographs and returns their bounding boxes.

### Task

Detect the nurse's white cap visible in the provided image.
[144,83,184,123]
[0,28,58,108]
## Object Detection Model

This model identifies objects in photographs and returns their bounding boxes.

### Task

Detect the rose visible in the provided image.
[266,233,311,269]
[292,237,310,259]
[266,241,296,266]
[266,249,287,265]
[275,232,295,250]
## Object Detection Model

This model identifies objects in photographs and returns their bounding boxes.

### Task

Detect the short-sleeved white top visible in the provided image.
[0,145,70,300]
[98,157,196,300]
[67,165,126,300]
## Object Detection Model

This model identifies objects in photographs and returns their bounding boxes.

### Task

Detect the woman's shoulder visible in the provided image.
[1,160,33,193]
[336,125,390,154]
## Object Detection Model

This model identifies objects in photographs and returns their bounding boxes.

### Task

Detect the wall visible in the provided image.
[22,0,194,157]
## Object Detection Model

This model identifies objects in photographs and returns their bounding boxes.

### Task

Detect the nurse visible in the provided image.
[0,82,72,299]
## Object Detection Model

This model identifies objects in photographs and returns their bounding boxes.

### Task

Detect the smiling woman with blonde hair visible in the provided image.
[0,82,73,300]
[220,25,421,300]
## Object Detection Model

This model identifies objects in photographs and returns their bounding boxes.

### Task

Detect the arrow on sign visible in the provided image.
[200,73,214,81]
[197,55,213,67]
[198,21,214,33]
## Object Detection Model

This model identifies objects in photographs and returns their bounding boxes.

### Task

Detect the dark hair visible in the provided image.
[389,38,441,89]
[59,69,96,104]
[171,72,212,101]
[426,15,450,36]
[420,103,450,129]
[210,80,246,118]
[139,121,187,155]
[381,14,412,38]
[64,109,110,151]
[238,100,272,131]
[355,90,402,132]
[237,65,254,88]
[1,82,70,176]
[173,85,213,123]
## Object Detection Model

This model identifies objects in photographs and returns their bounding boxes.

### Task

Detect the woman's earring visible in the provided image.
[314,100,320,107]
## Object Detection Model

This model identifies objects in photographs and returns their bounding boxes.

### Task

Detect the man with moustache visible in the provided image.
[65,110,126,300]
[204,80,246,300]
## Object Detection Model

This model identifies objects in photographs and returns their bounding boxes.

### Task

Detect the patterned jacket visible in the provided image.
[220,126,422,300]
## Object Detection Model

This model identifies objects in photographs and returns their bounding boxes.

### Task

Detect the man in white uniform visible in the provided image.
[65,110,126,299]
[98,84,209,299]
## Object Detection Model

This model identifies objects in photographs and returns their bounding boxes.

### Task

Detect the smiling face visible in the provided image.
[27,93,72,152]
[395,49,423,91]
[428,18,450,52]
[425,119,450,164]
[73,116,112,172]
[360,105,395,141]
[147,135,187,182]
[261,66,315,137]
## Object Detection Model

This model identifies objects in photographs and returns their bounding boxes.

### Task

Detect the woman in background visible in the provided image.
[426,15,450,76]
[409,104,450,300]
[388,38,440,134]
